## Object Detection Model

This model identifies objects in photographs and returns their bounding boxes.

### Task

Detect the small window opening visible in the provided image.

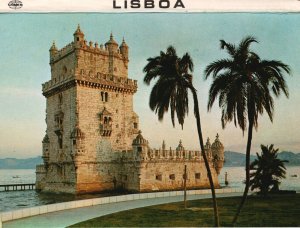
[169,174,175,180]
[58,135,63,149]
[195,173,201,179]
[156,174,162,181]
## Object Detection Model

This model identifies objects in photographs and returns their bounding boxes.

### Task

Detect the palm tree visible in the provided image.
[204,36,291,225]
[250,144,288,196]
[143,46,220,226]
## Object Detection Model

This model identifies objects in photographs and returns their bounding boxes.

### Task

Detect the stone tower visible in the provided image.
[36,25,225,194]
[36,25,139,194]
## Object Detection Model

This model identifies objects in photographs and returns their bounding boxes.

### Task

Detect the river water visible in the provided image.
[0,166,299,212]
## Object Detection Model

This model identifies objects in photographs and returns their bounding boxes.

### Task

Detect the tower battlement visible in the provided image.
[50,25,128,66]
[50,40,128,64]
[42,72,137,97]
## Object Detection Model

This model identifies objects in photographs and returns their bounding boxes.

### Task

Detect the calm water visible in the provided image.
[0,167,299,212]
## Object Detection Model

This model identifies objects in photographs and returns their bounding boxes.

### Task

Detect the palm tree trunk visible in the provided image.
[191,87,220,227]
[184,165,187,209]
[232,118,254,225]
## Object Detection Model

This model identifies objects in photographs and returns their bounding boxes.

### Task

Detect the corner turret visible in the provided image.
[105,33,119,53]
[132,130,149,160]
[49,41,58,62]
[120,37,129,60]
[73,24,85,45]
[42,134,50,169]
[176,140,184,151]
[211,133,225,174]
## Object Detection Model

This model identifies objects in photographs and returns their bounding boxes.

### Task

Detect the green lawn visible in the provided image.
[70,194,300,227]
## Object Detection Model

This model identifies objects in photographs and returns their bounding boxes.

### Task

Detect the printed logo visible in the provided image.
[8,0,23,9]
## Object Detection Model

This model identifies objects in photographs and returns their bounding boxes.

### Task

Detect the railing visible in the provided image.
[0,184,35,192]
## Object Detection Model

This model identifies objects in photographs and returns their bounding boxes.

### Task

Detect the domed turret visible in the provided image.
[132,130,149,160]
[204,137,212,157]
[49,41,58,61]
[211,133,225,174]
[176,140,184,151]
[211,134,224,151]
[70,125,85,159]
[71,126,85,139]
[73,24,85,45]
[120,37,129,59]
[105,33,119,53]
[132,130,148,146]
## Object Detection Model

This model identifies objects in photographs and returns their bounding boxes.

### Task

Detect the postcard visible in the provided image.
[0,1,299,227]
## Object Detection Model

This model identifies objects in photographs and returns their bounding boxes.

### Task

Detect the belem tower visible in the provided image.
[36,25,225,194]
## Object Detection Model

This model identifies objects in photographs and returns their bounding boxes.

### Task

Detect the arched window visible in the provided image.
[62,66,67,75]
[101,92,104,101]
[105,92,108,102]
[89,70,93,78]
[104,117,108,124]
[58,93,63,105]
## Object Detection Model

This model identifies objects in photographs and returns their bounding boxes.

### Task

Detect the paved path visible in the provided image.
[3,193,241,228]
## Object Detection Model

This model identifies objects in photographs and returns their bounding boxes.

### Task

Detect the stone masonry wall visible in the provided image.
[74,83,139,193]
[139,160,219,192]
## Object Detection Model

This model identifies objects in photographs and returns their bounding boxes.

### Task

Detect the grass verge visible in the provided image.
[70,194,300,227]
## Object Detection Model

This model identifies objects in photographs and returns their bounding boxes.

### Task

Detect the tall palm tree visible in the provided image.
[204,36,291,225]
[250,144,288,196]
[144,46,220,226]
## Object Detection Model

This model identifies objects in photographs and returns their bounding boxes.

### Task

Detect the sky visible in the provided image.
[0,13,299,158]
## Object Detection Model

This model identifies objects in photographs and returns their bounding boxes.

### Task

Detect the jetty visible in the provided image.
[0,183,35,191]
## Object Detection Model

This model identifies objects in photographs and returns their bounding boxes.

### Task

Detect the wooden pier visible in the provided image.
[0,183,35,191]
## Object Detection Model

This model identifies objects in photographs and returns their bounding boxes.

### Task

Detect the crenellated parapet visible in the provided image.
[42,73,137,97]
[50,25,128,64]
[50,42,75,63]
[123,131,225,176]
[127,131,225,165]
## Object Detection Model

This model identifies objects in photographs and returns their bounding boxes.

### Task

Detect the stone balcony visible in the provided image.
[100,124,112,137]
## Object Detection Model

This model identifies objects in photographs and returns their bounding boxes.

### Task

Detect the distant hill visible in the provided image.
[0,151,299,169]
[277,151,300,166]
[224,151,300,167]
[0,156,42,169]
[224,151,256,167]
